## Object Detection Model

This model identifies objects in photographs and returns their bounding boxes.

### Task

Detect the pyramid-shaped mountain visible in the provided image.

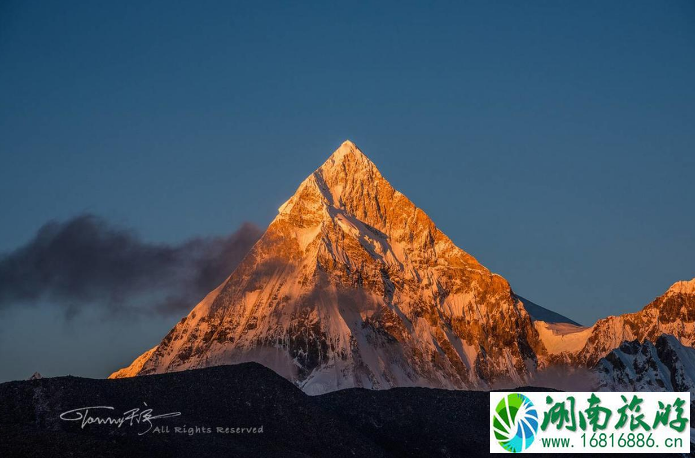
[111,141,546,393]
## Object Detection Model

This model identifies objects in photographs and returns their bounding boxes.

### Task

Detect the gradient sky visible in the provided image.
[1,0,694,381]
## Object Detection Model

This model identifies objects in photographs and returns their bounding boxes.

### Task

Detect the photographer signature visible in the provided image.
[59,403,181,435]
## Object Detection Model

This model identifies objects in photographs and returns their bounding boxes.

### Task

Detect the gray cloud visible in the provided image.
[0,214,262,319]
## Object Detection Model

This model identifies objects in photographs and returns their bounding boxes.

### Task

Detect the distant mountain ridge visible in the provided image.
[536,278,695,367]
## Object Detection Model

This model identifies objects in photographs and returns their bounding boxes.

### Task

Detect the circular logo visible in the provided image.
[492,393,539,453]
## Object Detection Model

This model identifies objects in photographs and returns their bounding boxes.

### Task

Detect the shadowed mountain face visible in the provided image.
[0,364,687,458]
[516,296,580,326]
[596,334,695,393]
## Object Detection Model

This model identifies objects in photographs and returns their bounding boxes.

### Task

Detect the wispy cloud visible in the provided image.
[0,214,262,319]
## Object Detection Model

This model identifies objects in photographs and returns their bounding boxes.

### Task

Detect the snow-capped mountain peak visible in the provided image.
[111,141,543,394]
[277,140,383,220]
[110,140,694,396]
[321,140,374,173]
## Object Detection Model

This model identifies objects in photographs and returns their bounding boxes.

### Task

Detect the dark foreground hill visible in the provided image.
[0,363,687,457]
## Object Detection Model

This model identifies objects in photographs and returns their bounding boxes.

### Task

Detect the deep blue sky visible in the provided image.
[1,1,694,381]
